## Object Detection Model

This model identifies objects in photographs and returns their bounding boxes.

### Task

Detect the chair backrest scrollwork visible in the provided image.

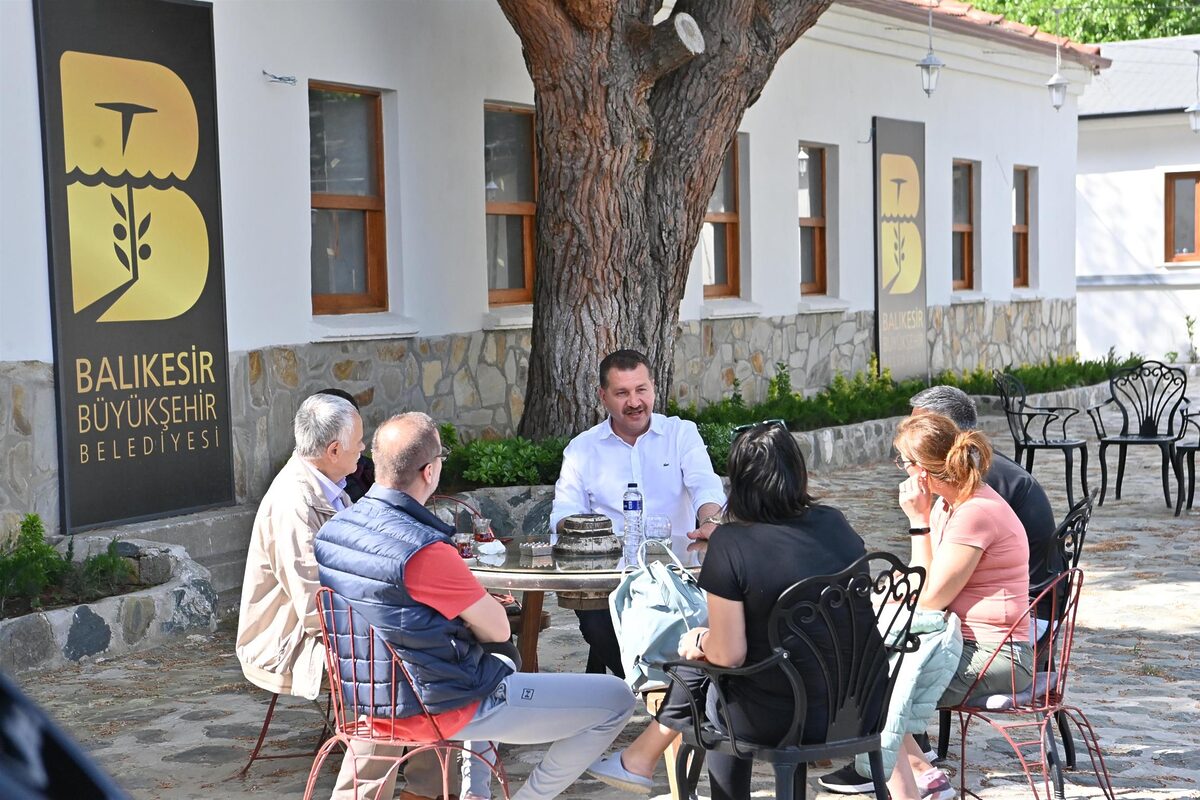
[764,552,924,749]
[993,370,1030,447]
[1109,360,1188,438]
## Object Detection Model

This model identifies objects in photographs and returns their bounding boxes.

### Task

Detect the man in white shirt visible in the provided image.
[551,349,726,675]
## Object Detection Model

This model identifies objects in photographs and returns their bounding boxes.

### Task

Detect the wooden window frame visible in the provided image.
[309,81,387,315]
[703,141,741,299]
[1012,166,1030,288]
[799,146,827,295]
[1165,171,1200,264]
[485,103,538,305]
[952,160,974,291]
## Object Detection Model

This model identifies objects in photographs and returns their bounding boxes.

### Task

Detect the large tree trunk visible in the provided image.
[500,0,834,439]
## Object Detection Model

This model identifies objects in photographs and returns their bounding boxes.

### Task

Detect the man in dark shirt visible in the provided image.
[908,385,1060,582]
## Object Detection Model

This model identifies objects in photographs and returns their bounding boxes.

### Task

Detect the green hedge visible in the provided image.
[439,351,1140,486]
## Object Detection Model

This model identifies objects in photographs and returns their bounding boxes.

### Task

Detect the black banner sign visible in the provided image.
[872,117,929,382]
[34,0,234,532]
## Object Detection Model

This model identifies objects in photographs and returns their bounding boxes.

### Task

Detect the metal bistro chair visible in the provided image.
[655,552,925,800]
[1174,408,1200,516]
[1087,360,1188,508]
[234,690,334,778]
[937,490,1097,768]
[304,587,511,800]
[944,570,1114,800]
[993,371,1089,508]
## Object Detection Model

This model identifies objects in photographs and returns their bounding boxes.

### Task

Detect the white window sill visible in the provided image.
[483,304,533,330]
[310,312,420,342]
[796,296,850,315]
[950,291,986,305]
[699,298,762,320]
[1009,289,1042,302]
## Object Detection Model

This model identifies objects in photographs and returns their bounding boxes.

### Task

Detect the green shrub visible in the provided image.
[696,423,736,476]
[449,435,568,488]
[83,539,136,596]
[0,515,70,615]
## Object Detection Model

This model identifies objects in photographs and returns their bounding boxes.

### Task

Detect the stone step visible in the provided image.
[80,503,256,565]
[197,550,249,614]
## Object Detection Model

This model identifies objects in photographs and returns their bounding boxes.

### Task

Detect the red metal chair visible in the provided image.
[944,569,1114,800]
[233,690,333,778]
[304,587,511,800]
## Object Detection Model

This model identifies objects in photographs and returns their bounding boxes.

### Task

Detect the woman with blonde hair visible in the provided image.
[877,412,1033,800]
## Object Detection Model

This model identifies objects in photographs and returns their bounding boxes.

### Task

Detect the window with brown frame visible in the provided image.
[1012,166,1031,288]
[484,104,537,305]
[702,142,740,298]
[309,82,387,315]
[798,145,827,295]
[1166,171,1200,263]
[952,160,974,290]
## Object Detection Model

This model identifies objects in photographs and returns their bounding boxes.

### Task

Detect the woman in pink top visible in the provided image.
[887,412,1033,800]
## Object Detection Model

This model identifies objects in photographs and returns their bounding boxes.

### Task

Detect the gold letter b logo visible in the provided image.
[61,51,209,322]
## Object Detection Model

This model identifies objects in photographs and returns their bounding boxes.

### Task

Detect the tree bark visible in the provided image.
[501,0,835,439]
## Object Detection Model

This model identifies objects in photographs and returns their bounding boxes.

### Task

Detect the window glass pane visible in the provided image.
[1173,177,1197,256]
[486,214,527,290]
[953,231,966,282]
[484,109,535,203]
[1013,232,1025,281]
[707,149,736,215]
[1013,169,1027,225]
[311,209,367,294]
[701,222,728,286]
[798,146,823,218]
[800,226,817,286]
[953,164,971,225]
[310,89,378,196]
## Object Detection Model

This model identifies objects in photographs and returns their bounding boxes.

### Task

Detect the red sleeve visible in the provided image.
[404,542,488,620]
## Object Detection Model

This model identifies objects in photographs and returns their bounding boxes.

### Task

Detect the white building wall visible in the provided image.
[1075,115,1200,359]
[1,0,1087,363]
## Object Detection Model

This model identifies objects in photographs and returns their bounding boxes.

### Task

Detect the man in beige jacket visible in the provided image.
[236,392,363,700]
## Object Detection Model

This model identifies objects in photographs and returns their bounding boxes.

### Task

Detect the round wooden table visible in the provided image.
[469,533,704,672]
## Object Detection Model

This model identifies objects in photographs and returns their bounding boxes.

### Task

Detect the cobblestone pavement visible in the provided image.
[17,411,1200,800]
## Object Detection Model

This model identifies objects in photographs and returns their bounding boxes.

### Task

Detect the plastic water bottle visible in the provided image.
[622,482,644,552]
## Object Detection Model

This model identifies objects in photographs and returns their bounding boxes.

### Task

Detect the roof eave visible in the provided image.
[837,0,1112,73]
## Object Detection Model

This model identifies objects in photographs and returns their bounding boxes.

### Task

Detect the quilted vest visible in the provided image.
[315,485,511,718]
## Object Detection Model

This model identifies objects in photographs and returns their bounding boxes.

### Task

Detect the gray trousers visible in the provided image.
[332,671,634,800]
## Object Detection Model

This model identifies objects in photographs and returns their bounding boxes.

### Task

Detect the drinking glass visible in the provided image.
[644,515,672,542]
[453,532,474,558]
[472,516,494,542]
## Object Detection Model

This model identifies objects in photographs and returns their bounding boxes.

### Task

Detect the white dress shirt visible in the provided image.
[302,460,350,512]
[550,413,726,537]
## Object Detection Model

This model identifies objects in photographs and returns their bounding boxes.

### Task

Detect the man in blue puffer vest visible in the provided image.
[316,412,636,800]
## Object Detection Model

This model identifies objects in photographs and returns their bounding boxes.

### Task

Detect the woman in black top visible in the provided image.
[587,421,868,799]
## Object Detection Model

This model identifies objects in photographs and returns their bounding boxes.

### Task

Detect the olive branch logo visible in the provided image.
[111,190,151,282]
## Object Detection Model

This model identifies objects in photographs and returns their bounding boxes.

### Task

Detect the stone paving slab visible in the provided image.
[16,408,1200,800]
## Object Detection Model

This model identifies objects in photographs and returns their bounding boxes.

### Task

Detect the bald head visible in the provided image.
[373,412,441,493]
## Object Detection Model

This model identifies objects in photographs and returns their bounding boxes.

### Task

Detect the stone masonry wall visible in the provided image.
[1,298,1075,524]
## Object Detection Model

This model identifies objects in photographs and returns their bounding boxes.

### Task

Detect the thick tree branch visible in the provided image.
[631,13,705,90]
[757,0,836,57]
[560,0,618,30]
[496,0,571,41]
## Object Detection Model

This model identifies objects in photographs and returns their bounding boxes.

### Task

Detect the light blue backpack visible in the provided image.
[609,540,708,691]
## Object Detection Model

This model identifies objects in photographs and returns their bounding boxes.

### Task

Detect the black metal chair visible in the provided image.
[1175,409,1199,517]
[936,489,1097,768]
[1087,360,1188,508]
[993,370,1089,508]
[655,552,925,800]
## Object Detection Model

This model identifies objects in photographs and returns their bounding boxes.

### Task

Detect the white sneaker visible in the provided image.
[587,751,654,795]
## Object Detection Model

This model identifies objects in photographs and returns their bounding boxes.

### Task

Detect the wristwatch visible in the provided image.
[701,514,723,526]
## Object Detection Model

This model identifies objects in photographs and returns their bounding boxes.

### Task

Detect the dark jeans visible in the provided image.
[655,666,792,800]
[574,609,625,678]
